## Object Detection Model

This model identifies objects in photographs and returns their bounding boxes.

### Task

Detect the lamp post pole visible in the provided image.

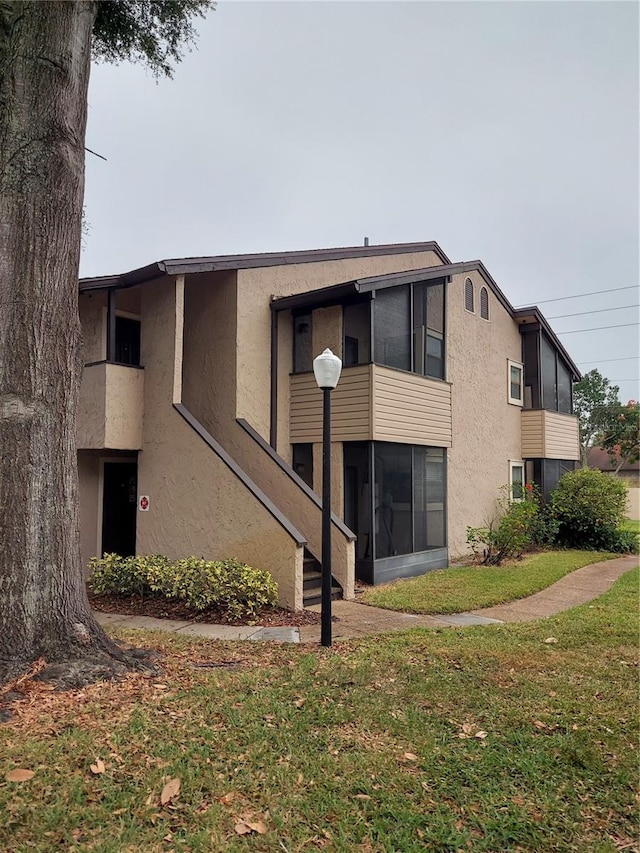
[312,348,342,649]
[321,385,332,647]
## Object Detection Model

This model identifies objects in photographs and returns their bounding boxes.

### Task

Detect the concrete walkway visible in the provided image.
[95,554,638,645]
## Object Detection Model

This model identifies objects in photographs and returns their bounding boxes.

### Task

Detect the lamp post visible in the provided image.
[312,348,342,647]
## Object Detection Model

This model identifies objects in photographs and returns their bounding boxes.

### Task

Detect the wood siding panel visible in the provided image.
[543,411,580,460]
[372,365,452,446]
[521,409,545,458]
[290,365,371,442]
[521,409,580,460]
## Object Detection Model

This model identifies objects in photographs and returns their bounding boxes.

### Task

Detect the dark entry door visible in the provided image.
[102,462,137,556]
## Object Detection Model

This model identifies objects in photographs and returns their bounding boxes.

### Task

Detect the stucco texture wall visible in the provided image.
[136,277,302,608]
[238,250,444,442]
[79,292,106,363]
[446,273,523,558]
[78,453,99,572]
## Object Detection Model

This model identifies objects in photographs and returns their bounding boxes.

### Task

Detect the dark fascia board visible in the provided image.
[272,281,360,313]
[79,241,451,292]
[513,307,581,380]
[354,260,514,315]
[272,260,514,314]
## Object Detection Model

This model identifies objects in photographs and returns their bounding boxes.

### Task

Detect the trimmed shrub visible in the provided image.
[466,484,542,565]
[549,467,629,551]
[88,554,278,618]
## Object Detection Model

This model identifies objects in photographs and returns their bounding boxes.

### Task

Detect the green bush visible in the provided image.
[549,467,629,550]
[88,554,278,618]
[467,484,542,565]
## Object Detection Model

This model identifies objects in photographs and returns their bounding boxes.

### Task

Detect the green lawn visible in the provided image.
[360,550,619,615]
[621,518,640,536]
[1,568,638,852]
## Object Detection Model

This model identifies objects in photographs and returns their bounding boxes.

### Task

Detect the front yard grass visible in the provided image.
[360,549,619,615]
[1,567,638,852]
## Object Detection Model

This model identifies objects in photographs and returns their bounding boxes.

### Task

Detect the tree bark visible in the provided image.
[0,1,141,684]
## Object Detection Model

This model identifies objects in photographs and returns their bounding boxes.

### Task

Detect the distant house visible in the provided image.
[588,447,640,485]
[76,241,581,609]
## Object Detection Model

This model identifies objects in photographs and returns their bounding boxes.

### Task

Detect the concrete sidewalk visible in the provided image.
[95,553,638,645]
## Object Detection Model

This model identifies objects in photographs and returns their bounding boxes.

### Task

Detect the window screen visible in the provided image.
[373,286,411,371]
[480,287,489,320]
[465,278,474,313]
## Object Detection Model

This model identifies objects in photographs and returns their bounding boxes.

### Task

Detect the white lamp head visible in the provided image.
[313,348,342,390]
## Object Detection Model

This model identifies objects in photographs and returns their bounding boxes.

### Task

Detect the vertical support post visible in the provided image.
[106,289,116,362]
[321,386,332,647]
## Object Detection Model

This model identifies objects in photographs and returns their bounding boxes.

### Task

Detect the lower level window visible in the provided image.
[509,461,525,500]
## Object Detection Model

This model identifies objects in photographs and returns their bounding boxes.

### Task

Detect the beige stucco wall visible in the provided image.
[79,291,106,363]
[312,305,343,357]
[181,276,355,600]
[446,272,524,557]
[78,453,100,572]
[136,276,303,608]
[625,486,640,520]
[77,362,144,450]
[238,250,444,443]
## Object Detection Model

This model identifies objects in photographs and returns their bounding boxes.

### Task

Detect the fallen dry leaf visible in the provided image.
[6,769,34,782]
[218,792,235,805]
[235,817,268,835]
[403,752,419,761]
[355,794,372,800]
[544,637,558,644]
[90,758,106,775]
[160,777,181,805]
[474,731,488,739]
[294,697,306,708]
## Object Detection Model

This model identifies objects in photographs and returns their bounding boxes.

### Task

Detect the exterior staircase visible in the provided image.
[303,549,342,607]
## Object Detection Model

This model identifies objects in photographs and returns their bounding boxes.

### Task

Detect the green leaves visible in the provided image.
[92,1,214,78]
[87,553,278,618]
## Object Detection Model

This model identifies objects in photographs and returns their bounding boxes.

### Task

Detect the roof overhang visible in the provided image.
[79,241,451,293]
[513,307,581,380]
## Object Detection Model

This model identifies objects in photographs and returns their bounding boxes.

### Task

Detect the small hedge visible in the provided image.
[550,468,635,552]
[88,554,278,620]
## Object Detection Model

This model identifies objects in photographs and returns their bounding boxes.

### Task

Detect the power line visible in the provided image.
[556,322,639,334]
[575,356,639,364]
[519,285,638,306]
[546,304,639,320]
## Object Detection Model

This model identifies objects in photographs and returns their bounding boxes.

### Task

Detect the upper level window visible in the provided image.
[480,287,489,320]
[114,316,140,366]
[373,279,445,380]
[464,278,474,313]
[508,359,524,405]
[293,312,312,373]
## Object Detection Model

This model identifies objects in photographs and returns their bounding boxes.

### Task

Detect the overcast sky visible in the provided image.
[82,1,639,403]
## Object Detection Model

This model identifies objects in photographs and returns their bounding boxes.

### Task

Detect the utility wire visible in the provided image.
[518,285,638,306]
[546,304,639,320]
[575,356,639,364]
[556,322,639,334]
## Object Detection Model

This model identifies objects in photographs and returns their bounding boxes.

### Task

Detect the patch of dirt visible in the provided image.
[87,590,321,627]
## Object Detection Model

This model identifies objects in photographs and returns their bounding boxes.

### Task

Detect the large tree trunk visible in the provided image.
[0,1,142,685]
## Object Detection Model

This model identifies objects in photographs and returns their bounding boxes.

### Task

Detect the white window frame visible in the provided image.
[509,460,525,502]
[507,359,524,406]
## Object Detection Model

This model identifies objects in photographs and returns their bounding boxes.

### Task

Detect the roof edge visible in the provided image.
[79,242,451,291]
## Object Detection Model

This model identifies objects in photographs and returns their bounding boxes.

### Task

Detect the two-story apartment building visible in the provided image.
[77,241,580,609]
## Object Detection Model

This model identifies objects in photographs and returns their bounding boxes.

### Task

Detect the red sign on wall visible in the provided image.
[138,495,150,512]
